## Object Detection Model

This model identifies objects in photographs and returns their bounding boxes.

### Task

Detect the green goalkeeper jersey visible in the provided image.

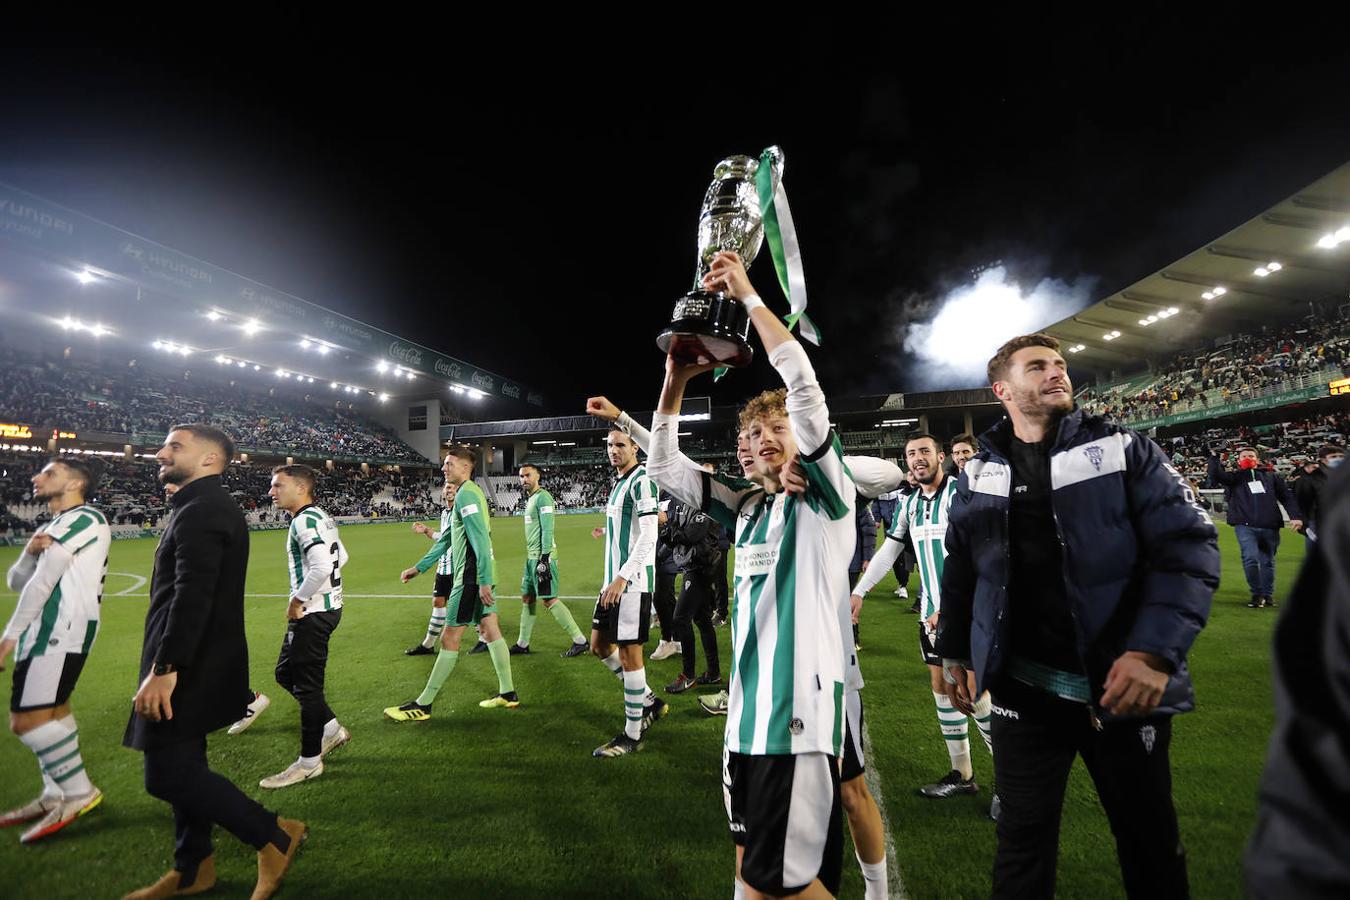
[523,488,557,560]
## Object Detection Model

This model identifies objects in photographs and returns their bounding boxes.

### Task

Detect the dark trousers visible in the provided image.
[275,608,341,758]
[674,569,720,679]
[989,678,1187,900]
[711,550,729,619]
[1233,524,1280,597]
[654,572,678,642]
[143,736,278,873]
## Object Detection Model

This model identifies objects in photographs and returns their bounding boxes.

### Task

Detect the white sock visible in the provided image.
[733,878,747,899]
[423,607,447,647]
[623,669,647,740]
[601,649,624,679]
[858,852,888,900]
[21,717,94,799]
[934,690,972,779]
[973,691,994,757]
[298,754,321,769]
[323,717,341,739]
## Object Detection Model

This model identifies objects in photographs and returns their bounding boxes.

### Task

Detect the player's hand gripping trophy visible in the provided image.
[656,146,786,368]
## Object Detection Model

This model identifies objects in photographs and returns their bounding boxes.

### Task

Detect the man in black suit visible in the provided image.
[122,424,305,900]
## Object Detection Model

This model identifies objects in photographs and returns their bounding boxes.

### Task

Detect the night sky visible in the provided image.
[3,31,1349,416]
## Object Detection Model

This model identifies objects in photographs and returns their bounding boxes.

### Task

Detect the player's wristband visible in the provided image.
[739,294,765,312]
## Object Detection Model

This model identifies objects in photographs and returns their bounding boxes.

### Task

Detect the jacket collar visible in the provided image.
[169,474,222,507]
[979,408,1086,460]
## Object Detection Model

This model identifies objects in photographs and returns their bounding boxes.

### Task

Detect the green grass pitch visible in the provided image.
[0,514,1302,898]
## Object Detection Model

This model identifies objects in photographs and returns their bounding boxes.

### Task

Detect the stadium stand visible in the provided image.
[0,352,428,466]
[1077,307,1350,424]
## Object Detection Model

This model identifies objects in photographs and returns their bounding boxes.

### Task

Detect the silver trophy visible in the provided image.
[657,146,785,367]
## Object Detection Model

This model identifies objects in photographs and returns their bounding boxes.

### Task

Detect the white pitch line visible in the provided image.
[109,572,147,596]
[862,719,908,900]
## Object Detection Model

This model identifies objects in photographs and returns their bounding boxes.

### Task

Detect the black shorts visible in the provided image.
[433,573,455,598]
[919,620,941,667]
[12,653,87,712]
[723,749,842,897]
[591,590,651,646]
[842,691,865,782]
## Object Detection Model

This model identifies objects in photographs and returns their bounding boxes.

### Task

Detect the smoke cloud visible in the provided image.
[902,265,1098,390]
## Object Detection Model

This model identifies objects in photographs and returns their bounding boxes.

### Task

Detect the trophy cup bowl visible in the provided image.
[657,147,784,367]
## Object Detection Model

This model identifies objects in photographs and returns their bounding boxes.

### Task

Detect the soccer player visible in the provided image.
[404,482,458,656]
[598,396,889,899]
[851,434,995,810]
[584,427,666,758]
[258,465,351,789]
[511,464,588,657]
[646,250,852,900]
[384,446,519,721]
[0,457,109,843]
[949,433,977,473]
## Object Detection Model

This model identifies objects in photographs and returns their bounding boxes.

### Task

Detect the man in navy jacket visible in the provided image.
[1208,448,1302,608]
[936,334,1219,900]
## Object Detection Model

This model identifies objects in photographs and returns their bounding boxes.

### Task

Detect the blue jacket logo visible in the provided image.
[1084,445,1105,472]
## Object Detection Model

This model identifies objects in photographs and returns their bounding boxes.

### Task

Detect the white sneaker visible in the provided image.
[259,760,324,789]
[0,794,59,829]
[228,692,271,735]
[320,725,351,758]
[649,640,679,661]
[698,690,729,716]
[895,587,909,600]
[19,788,102,843]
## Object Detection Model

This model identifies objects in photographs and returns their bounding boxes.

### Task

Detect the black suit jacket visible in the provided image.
[123,474,253,751]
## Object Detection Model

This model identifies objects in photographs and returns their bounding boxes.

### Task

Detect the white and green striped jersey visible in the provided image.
[430,509,454,576]
[646,341,852,757]
[523,488,557,560]
[3,505,110,662]
[856,475,957,618]
[604,464,659,591]
[285,505,349,614]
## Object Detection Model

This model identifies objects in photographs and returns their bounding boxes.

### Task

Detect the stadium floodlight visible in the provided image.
[1202,291,1215,300]
[1212,286,1227,296]
[330,382,339,389]
[243,318,261,335]
[276,369,287,377]
[253,364,261,371]
[1339,227,1350,243]
[1267,262,1282,272]
[307,377,315,383]
[1254,267,1269,277]
[206,310,222,321]
[318,344,330,355]
[1168,307,1179,314]
[215,354,228,364]
[469,389,486,399]
[152,339,164,349]
[178,346,191,356]
[378,393,389,402]
[1318,233,1338,249]
[237,360,247,368]
[1138,319,1149,326]
[376,361,389,373]
[1157,310,1172,319]
[300,339,312,350]
[75,269,96,285]
[90,324,108,337]
[405,371,415,381]
[532,440,556,445]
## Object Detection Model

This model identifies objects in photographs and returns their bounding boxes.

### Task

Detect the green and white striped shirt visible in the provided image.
[855,475,957,618]
[3,505,110,661]
[285,505,348,614]
[604,464,659,591]
[430,509,454,576]
[646,342,851,757]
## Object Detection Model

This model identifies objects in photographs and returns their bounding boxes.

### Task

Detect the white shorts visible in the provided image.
[11,652,87,712]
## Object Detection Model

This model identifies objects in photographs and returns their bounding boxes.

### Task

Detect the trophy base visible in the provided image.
[656,290,754,368]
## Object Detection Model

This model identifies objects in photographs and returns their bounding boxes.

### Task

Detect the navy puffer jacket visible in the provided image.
[934,410,1220,719]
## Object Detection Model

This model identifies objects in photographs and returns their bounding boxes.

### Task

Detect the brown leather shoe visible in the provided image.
[250,818,306,900]
[122,856,217,898]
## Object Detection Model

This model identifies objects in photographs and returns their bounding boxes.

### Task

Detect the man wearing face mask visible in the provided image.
[1293,444,1343,544]
[1207,446,1303,608]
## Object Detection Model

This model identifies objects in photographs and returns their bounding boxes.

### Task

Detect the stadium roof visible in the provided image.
[1044,161,1350,376]
[0,182,543,414]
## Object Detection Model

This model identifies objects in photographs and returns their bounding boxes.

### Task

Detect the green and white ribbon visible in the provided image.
[755,148,820,345]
